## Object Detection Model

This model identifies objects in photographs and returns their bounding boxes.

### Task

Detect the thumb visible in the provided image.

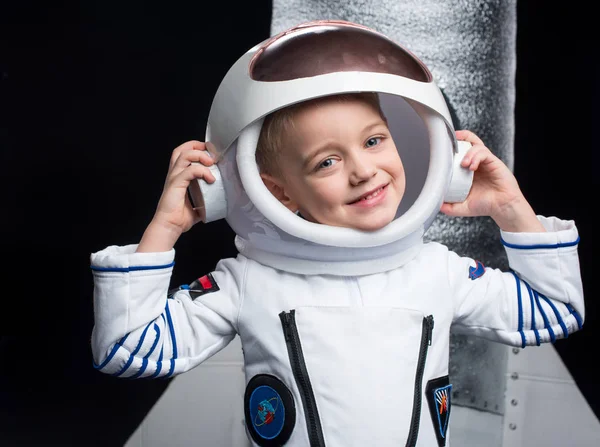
[440,200,471,217]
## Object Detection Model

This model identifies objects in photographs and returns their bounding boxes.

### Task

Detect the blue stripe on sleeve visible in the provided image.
[533,290,555,343]
[149,323,161,356]
[167,359,176,378]
[90,262,175,272]
[129,322,162,379]
[564,303,583,330]
[93,333,129,370]
[137,358,148,379]
[149,346,164,379]
[163,300,178,379]
[165,301,178,359]
[501,236,579,250]
[540,294,569,338]
[510,272,526,348]
[113,322,152,377]
[523,281,541,346]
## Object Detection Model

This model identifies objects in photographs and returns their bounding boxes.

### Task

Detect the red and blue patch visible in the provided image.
[426,375,452,446]
[169,273,220,300]
[468,260,486,280]
[187,273,220,299]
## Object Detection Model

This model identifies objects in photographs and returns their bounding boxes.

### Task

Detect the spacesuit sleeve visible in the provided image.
[89,244,246,378]
[449,216,584,347]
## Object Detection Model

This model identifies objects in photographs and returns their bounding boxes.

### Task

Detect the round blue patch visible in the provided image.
[250,385,285,438]
[244,374,295,446]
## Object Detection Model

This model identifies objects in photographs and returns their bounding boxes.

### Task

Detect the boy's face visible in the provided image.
[263,97,406,231]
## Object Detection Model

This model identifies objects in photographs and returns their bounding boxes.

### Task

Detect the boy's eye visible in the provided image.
[318,158,337,169]
[365,137,382,148]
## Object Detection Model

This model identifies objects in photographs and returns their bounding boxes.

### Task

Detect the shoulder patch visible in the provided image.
[468,260,485,280]
[426,375,452,446]
[187,273,220,299]
[167,273,220,299]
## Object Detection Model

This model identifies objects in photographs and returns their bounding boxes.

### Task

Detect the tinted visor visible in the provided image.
[250,20,432,83]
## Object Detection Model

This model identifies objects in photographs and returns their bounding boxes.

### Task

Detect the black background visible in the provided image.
[1,2,596,446]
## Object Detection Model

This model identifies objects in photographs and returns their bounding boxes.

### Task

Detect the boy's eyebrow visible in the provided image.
[362,120,388,133]
[301,119,389,168]
[302,143,338,168]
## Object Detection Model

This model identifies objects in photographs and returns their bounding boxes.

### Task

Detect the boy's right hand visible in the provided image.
[136,141,216,253]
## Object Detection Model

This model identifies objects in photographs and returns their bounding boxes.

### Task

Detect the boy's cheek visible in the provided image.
[314,187,344,204]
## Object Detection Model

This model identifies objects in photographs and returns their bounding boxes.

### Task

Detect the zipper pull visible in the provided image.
[426,315,434,346]
[279,311,292,342]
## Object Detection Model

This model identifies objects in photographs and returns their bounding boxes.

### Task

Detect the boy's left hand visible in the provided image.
[440,130,546,233]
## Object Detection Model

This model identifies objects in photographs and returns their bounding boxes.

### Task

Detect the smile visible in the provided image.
[349,184,389,207]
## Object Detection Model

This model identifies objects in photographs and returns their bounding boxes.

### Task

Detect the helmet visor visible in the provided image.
[250,20,432,83]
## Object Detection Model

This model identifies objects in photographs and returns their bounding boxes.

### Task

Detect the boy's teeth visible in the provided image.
[362,187,382,200]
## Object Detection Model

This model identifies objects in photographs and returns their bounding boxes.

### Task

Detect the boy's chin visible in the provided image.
[354,220,394,232]
[299,210,397,232]
[344,214,397,232]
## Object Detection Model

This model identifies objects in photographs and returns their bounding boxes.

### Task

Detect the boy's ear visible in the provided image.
[260,173,299,213]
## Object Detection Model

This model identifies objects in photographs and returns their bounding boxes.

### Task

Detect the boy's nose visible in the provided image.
[349,157,377,185]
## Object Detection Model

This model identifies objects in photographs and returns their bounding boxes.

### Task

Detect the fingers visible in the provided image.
[162,141,218,191]
[172,148,215,172]
[183,163,217,184]
[169,140,210,169]
[166,161,216,188]
[456,132,494,171]
[460,146,487,171]
[168,142,215,181]
[455,129,484,147]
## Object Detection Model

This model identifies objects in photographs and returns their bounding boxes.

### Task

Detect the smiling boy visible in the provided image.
[257,93,406,231]
[90,91,583,446]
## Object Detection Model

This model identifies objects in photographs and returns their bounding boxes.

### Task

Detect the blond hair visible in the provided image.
[255,92,386,176]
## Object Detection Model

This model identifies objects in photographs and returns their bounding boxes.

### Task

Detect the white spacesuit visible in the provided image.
[90,21,585,447]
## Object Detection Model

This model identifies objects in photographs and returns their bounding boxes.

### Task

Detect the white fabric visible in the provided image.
[90,215,584,446]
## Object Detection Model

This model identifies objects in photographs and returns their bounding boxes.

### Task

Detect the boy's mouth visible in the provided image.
[348,184,388,205]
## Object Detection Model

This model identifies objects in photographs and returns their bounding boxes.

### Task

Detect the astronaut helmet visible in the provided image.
[188,20,473,275]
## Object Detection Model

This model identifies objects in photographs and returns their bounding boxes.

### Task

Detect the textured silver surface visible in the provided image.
[272,0,517,415]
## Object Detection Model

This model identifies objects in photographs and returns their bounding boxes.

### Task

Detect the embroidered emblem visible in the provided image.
[468,260,485,280]
[426,375,452,446]
[244,374,295,446]
[187,273,220,299]
[167,273,220,299]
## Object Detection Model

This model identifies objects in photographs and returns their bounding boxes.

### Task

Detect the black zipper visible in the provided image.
[279,310,326,447]
[405,314,434,447]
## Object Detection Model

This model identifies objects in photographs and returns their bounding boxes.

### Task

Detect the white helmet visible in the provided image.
[189,20,473,275]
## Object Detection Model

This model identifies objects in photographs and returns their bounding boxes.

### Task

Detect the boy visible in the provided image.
[90,91,584,446]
